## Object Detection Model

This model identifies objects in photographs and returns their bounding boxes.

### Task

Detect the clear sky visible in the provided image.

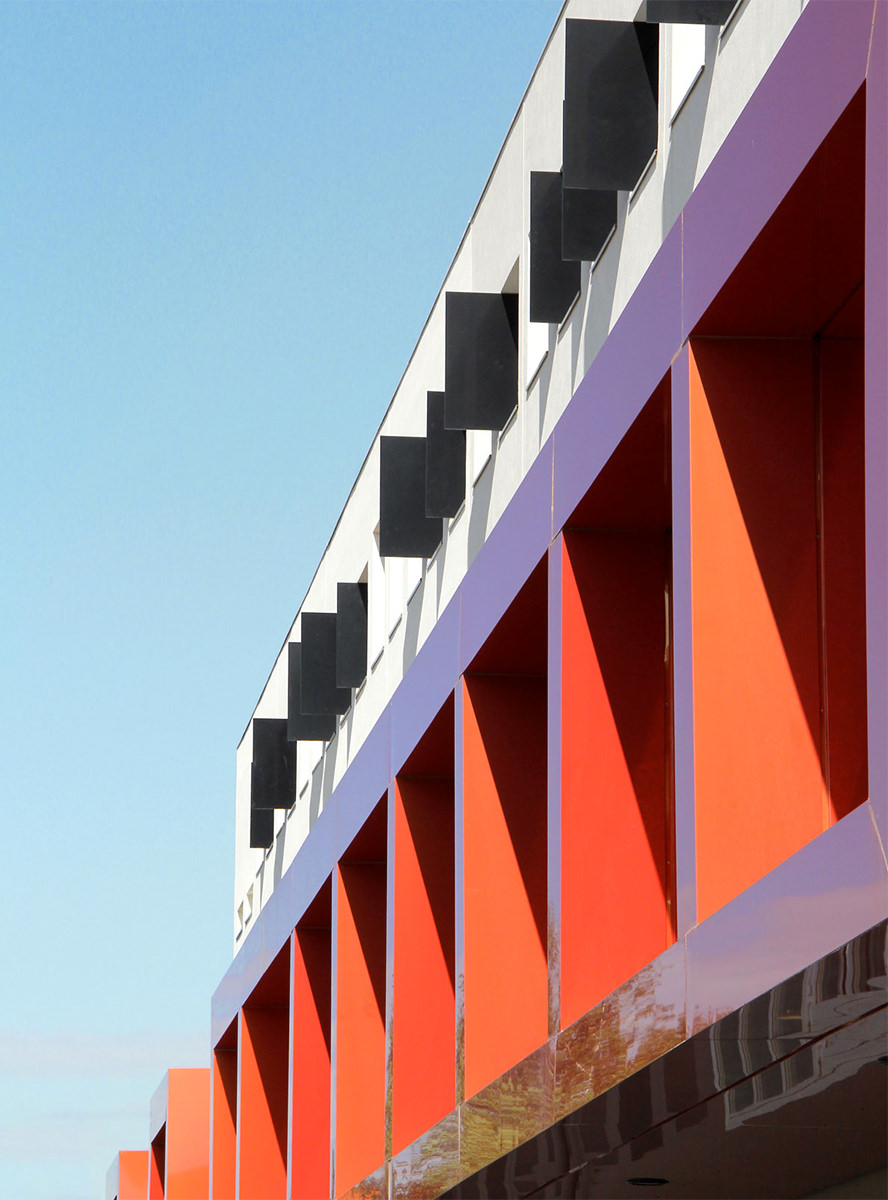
[0,2,561,1196]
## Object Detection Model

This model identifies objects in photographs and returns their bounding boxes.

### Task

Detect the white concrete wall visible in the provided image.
[233,0,808,950]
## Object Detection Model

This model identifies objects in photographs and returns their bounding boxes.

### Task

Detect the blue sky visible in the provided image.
[0,2,560,1196]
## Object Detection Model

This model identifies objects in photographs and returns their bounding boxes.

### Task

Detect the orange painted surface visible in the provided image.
[238,1007,288,1200]
[820,338,868,822]
[166,1068,210,1200]
[689,340,824,922]
[210,1049,237,1200]
[392,777,455,1155]
[335,863,387,1195]
[462,674,548,1099]
[560,530,673,1029]
[117,1150,149,1200]
[291,927,332,1200]
[149,1131,165,1200]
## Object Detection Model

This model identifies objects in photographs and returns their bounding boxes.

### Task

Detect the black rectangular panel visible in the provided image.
[444,292,519,430]
[530,171,581,323]
[562,185,618,262]
[563,19,659,192]
[645,1,735,23]
[287,643,336,741]
[379,436,443,558]
[301,612,351,715]
[426,391,465,517]
[249,800,274,849]
[251,717,296,810]
[336,582,368,688]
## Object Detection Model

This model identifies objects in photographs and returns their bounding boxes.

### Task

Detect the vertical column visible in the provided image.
[671,347,697,938]
[211,1037,237,1200]
[453,681,466,1110]
[385,781,395,1169]
[289,892,332,1200]
[547,540,563,1037]
[865,0,888,848]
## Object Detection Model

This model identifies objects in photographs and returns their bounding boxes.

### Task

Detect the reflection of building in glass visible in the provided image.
[106,1,888,1197]
[715,926,888,1132]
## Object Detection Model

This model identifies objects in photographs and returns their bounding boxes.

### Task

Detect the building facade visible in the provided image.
[108,0,888,1196]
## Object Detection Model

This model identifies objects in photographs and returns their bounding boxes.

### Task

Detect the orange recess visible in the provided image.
[291,924,332,1200]
[560,530,673,1028]
[688,339,824,922]
[392,775,455,1154]
[149,1130,165,1200]
[210,1046,237,1200]
[462,673,548,1098]
[335,860,387,1195]
[819,337,868,822]
[238,1006,288,1200]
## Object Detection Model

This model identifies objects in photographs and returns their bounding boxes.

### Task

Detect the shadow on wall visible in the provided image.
[576,198,628,406]
[661,25,718,240]
[272,824,286,889]
[310,755,324,829]
[467,451,495,572]
[401,578,423,676]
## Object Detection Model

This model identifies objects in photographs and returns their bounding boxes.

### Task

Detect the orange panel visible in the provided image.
[210,1048,237,1200]
[392,776,455,1154]
[290,927,332,1200]
[335,863,387,1195]
[560,530,673,1028]
[820,338,868,821]
[166,1068,210,1200]
[238,1007,288,1200]
[689,339,824,922]
[463,674,547,1098]
[149,1130,165,1200]
[117,1150,149,1200]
